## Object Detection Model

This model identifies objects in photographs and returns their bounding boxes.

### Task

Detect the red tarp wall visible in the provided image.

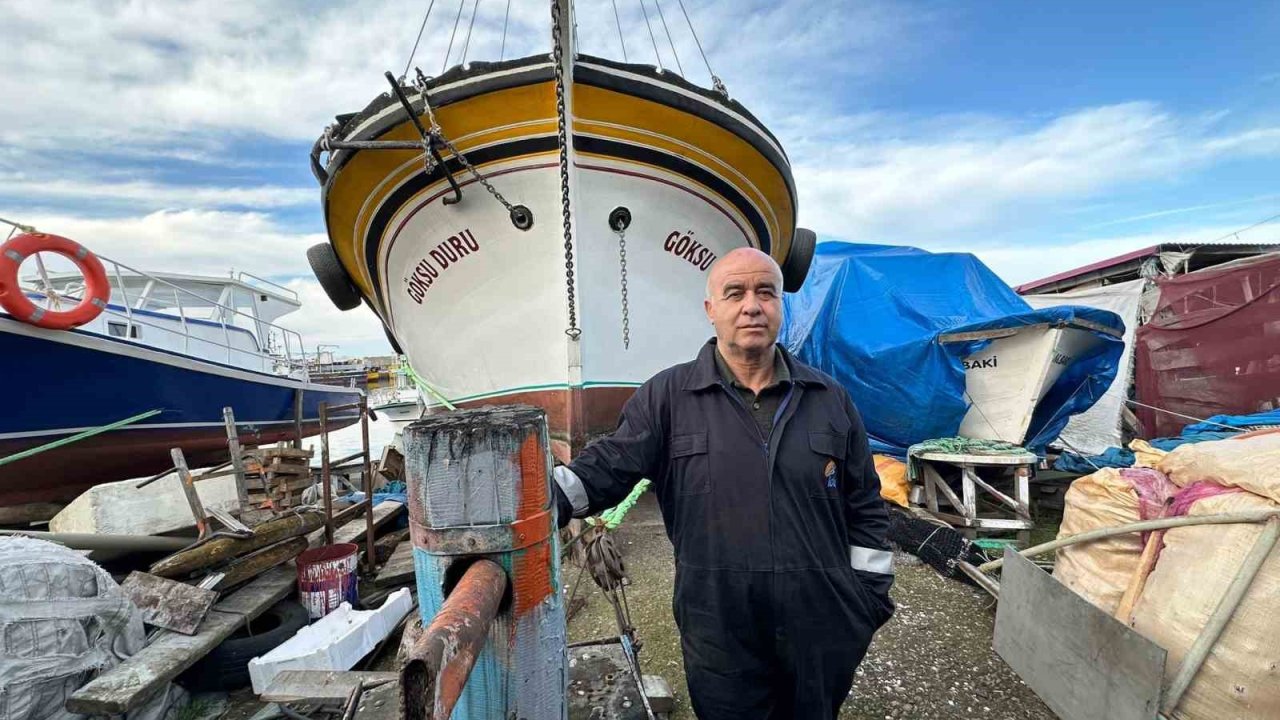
[1135,253,1280,437]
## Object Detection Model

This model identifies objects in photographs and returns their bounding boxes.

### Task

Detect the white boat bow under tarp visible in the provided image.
[1024,279,1146,455]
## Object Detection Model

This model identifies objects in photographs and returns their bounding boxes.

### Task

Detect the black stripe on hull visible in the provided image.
[362,135,560,307]
[573,61,796,215]
[573,135,770,251]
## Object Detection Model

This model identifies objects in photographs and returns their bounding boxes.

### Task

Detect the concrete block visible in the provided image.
[50,472,240,536]
[642,674,676,714]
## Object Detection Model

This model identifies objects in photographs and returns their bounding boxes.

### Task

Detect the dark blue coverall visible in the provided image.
[553,340,894,719]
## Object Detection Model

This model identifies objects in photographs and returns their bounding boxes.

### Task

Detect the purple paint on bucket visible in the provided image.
[297,543,359,619]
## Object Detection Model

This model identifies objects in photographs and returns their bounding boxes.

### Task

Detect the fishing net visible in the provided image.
[886,508,990,582]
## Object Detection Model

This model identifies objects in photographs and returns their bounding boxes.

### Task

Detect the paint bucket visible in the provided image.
[297,543,359,619]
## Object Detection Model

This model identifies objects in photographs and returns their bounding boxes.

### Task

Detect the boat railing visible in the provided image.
[236,270,300,303]
[21,252,312,380]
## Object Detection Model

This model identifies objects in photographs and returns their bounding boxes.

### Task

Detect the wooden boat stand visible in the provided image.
[910,446,1037,546]
[319,394,377,574]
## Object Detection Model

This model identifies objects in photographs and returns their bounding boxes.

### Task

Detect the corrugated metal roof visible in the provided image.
[1015,242,1280,294]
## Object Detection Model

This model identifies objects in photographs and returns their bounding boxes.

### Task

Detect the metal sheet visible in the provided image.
[994,549,1166,720]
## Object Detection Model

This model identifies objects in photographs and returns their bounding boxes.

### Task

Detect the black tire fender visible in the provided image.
[781,227,816,293]
[179,600,310,691]
[307,243,362,311]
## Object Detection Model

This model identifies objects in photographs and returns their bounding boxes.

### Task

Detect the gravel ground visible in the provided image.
[567,493,1057,720]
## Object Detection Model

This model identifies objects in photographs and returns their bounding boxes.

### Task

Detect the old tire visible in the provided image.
[781,227,816,292]
[307,243,362,311]
[180,600,310,692]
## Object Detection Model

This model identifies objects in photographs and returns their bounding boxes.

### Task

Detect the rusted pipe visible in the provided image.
[401,558,507,720]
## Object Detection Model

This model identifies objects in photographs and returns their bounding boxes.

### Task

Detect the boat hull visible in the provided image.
[0,316,362,506]
[320,55,799,449]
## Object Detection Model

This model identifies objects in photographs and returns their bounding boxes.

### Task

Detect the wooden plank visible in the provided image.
[259,670,397,703]
[120,571,218,635]
[307,500,403,548]
[265,447,315,460]
[67,564,296,715]
[352,678,402,720]
[375,540,416,588]
[994,550,1165,720]
[266,461,313,476]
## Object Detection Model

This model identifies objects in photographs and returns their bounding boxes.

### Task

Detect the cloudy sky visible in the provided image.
[3,1,1278,356]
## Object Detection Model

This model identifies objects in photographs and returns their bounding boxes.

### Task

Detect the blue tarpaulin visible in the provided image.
[781,242,1125,457]
[1054,408,1280,472]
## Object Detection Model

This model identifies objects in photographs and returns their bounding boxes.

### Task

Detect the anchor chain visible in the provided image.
[551,0,579,339]
[412,70,533,230]
[615,223,630,349]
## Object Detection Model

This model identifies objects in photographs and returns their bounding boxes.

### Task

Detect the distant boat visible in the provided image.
[371,360,424,423]
[0,239,362,507]
[305,2,816,456]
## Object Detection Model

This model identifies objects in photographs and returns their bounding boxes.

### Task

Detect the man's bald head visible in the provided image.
[705,247,784,299]
[704,247,785,359]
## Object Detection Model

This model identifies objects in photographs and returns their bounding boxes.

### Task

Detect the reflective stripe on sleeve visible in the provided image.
[552,465,590,517]
[850,545,894,575]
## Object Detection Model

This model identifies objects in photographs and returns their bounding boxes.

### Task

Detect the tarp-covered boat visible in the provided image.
[781,242,1126,456]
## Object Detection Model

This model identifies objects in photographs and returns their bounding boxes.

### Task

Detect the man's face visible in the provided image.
[704,251,783,355]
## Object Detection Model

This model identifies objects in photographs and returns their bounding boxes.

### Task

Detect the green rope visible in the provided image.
[909,437,1029,457]
[400,359,456,411]
[0,408,163,467]
[599,479,651,530]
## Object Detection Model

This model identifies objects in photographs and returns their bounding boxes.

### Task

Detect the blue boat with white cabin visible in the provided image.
[0,247,361,508]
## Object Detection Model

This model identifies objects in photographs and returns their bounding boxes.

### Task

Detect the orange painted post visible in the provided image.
[402,405,566,719]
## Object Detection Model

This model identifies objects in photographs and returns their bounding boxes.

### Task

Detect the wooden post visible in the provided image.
[171,448,209,541]
[403,405,566,719]
[223,407,250,512]
[293,388,305,449]
[320,402,334,545]
[360,393,376,574]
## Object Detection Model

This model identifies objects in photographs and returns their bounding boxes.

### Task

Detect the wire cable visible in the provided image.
[653,0,683,76]
[442,0,467,73]
[500,0,512,59]
[637,0,663,70]
[611,0,628,61]
[401,0,438,79]
[676,0,715,82]
[460,0,482,64]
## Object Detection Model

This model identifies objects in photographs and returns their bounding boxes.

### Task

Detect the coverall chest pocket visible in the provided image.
[669,431,710,496]
[807,431,847,500]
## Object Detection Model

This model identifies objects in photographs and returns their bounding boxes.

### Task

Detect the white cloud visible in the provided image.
[283,278,392,356]
[1,175,311,210]
[971,221,1280,286]
[792,103,1280,242]
[7,208,319,276]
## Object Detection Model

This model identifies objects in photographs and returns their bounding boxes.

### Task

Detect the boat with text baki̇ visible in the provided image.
[306,1,815,456]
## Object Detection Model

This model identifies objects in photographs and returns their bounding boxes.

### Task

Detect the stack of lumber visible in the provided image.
[248,446,315,509]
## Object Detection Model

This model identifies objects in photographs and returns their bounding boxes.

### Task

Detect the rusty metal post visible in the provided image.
[320,402,334,545]
[360,393,375,574]
[401,559,507,720]
[403,405,567,719]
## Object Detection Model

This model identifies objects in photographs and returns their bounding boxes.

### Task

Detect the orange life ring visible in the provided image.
[0,232,111,330]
